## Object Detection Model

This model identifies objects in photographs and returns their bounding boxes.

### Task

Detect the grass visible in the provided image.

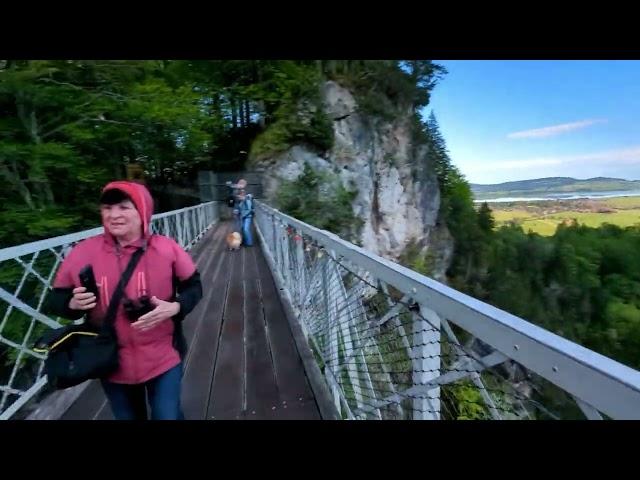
[491,196,640,236]
[492,209,533,223]
[517,210,640,235]
[602,196,640,209]
[520,219,561,236]
[546,210,640,227]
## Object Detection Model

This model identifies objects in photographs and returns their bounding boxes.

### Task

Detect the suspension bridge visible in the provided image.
[2,189,640,420]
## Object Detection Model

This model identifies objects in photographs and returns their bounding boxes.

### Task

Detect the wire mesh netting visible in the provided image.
[256,207,607,420]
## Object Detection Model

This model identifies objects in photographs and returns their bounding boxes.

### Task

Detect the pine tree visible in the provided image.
[425,111,453,193]
[478,202,496,234]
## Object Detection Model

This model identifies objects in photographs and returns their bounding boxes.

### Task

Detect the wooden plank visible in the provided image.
[180,224,224,346]
[253,242,320,419]
[181,223,231,419]
[206,234,245,419]
[94,399,114,420]
[241,245,281,419]
[59,380,105,420]
[26,382,92,421]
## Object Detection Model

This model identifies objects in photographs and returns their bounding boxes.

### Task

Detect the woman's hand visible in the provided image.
[68,286,97,311]
[131,296,180,331]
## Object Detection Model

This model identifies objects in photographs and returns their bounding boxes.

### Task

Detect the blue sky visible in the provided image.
[424,60,640,185]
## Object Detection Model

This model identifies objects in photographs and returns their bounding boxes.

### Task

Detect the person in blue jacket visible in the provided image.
[237,190,254,246]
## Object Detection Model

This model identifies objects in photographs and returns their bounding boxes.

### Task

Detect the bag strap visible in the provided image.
[101,246,145,332]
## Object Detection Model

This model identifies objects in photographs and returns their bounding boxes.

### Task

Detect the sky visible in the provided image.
[424,60,640,185]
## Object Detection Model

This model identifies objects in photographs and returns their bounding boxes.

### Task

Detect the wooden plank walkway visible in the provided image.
[60,221,320,420]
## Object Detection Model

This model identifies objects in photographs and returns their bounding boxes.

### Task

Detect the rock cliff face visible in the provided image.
[254,80,453,281]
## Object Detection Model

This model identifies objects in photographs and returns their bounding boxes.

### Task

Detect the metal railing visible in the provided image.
[254,201,640,420]
[0,201,219,419]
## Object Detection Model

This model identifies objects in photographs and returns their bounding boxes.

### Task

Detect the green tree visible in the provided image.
[0,60,219,246]
[478,202,495,234]
[275,163,361,240]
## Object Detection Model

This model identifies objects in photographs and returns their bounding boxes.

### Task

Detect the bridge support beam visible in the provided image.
[411,303,441,420]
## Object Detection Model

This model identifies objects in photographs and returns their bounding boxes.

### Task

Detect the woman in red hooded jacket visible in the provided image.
[46,181,202,420]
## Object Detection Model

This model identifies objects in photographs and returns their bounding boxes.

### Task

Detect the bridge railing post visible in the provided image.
[281,224,291,295]
[272,216,280,275]
[411,302,441,420]
[294,229,305,311]
[319,254,340,414]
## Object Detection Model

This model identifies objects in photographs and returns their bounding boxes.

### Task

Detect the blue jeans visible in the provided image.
[101,363,184,420]
[242,216,253,246]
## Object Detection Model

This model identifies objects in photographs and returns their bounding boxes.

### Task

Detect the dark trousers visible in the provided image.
[101,363,184,420]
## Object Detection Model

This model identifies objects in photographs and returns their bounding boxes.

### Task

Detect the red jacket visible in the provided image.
[52,181,198,384]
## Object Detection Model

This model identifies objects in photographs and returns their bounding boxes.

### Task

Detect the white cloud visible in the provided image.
[492,158,563,169]
[507,119,607,139]
[469,146,640,173]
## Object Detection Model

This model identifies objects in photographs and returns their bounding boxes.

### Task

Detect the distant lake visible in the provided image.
[474,190,640,203]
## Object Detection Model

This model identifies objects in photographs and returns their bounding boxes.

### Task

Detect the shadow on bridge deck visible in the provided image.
[60,221,321,420]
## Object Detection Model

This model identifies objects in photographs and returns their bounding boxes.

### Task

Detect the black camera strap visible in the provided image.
[101,247,145,334]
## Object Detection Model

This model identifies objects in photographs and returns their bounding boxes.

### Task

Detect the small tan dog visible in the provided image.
[226,231,242,251]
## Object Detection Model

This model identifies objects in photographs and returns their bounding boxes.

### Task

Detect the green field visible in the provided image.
[602,196,640,209]
[492,210,531,222]
[489,196,640,236]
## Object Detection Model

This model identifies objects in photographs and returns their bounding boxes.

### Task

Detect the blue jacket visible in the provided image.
[238,194,254,219]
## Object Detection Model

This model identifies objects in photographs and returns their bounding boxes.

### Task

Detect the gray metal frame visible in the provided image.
[254,200,640,420]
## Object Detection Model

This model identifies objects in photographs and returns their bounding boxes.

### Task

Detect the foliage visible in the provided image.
[249,62,333,159]
[320,60,446,120]
[275,163,361,240]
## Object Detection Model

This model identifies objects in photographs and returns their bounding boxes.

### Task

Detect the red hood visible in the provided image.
[101,181,154,238]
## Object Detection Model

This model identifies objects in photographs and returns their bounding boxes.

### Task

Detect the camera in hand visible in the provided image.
[123,295,154,322]
[79,264,99,300]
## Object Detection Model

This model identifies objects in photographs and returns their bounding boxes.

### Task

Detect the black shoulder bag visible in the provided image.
[34,247,145,390]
